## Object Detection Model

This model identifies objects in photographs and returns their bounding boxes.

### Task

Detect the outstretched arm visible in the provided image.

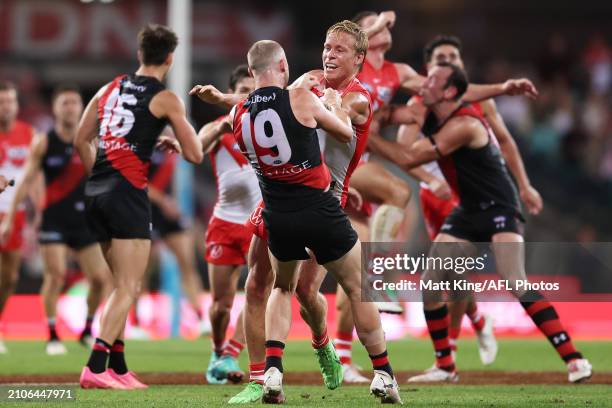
[361,11,396,38]
[190,84,246,109]
[199,117,232,155]
[481,99,542,214]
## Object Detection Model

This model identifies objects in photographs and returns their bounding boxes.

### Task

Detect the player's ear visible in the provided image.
[137,50,143,65]
[444,85,457,101]
[355,51,365,68]
[165,53,174,67]
[247,67,254,78]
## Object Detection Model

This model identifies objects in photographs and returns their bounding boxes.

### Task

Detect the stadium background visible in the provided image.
[1,0,611,345]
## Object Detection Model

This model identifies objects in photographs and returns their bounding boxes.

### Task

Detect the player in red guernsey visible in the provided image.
[0,81,36,354]
[198,65,258,385]
[394,62,591,384]
[2,85,111,356]
[75,25,203,390]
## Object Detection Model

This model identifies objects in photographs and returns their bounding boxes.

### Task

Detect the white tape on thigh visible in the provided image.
[370,205,405,242]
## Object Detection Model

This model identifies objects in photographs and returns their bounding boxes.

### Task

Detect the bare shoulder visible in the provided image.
[290,87,318,105]
[479,98,497,117]
[393,62,418,79]
[150,90,184,118]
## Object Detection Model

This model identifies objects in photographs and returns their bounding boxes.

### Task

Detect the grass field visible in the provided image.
[1,338,611,407]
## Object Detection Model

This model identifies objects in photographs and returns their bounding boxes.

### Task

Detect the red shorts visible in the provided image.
[419,188,459,240]
[205,216,252,265]
[245,201,268,241]
[0,211,25,252]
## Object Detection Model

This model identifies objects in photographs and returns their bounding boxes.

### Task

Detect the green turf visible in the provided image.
[5,385,612,408]
[0,338,610,375]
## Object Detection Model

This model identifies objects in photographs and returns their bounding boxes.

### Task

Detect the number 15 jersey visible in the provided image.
[232,86,331,212]
[87,74,168,195]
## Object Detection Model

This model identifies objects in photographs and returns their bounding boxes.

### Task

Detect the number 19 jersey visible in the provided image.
[232,86,330,212]
[87,74,167,195]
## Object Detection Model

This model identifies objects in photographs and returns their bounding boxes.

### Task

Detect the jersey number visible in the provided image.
[240,109,291,166]
[100,88,137,138]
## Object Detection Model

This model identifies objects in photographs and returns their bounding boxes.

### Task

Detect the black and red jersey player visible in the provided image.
[398,62,591,384]
[74,24,202,390]
[227,39,401,404]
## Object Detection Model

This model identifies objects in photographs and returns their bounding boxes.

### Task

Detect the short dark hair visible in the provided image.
[351,11,377,26]
[437,61,468,100]
[228,64,250,91]
[52,83,81,103]
[137,24,178,66]
[0,80,17,93]
[423,35,462,66]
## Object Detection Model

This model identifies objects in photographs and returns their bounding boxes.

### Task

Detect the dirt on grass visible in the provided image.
[0,370,609,385]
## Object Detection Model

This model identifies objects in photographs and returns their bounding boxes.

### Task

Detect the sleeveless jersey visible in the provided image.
[233,87,330,212]
[427,104,520,214]
[0,120,34,212]
[86,74,167,195]
[313,77,373,207]
[42,129,87,210]
[148,149,176,195]
[209,116,261,224]
[357,59,401,113]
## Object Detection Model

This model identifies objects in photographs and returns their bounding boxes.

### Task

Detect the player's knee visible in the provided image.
[391,181,411,207]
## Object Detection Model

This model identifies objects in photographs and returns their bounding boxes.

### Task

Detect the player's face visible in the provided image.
[420,66,452,106]
[53,91,83,127]
[360,14,392,50]
[427,44,464,71]
[323,32,363,84]
[0,89,18,128]
[234,77,255,95]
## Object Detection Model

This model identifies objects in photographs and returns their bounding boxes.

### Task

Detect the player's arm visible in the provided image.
[481,99,542,214]
[199,118,231,155]
[362,11,396,38]
[0,132,47,239]
[288,70,324,90]
[398,116,476,169]
[190,84,246,109]
[75,87,104,174]
[463,78,538,102]
[307,89,353,143]
[150,90,203,164]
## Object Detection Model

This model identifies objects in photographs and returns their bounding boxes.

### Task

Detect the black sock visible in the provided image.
[369,350,394,378]
[83,317,94,335]
[86,338,111,374]
[108,340,128,375]
[264,340,285,373]
[48,319,59,341]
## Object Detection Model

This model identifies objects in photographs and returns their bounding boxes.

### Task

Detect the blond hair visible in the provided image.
[326,20,368,60]
[247,40,285,73]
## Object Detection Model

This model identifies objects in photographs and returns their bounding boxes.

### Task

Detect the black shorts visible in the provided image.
[85,187,152,242]
[151,203,188,240]
[39,201,97,250]
[439,206,524,242]
[263,191,358,265]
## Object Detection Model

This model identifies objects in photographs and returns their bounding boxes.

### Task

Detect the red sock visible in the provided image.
[467,306,485,332]
[424,305,455,372]
[334,331,353,365]
[369,350,394,377]
[222,338,244,358]
[449,326,460,352]
[311,328,329,349]
[520,291,582,363]
[249,362,265,384]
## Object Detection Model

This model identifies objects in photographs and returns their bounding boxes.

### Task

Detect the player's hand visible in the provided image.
[189,84,226,105]
[380,11,396,28]
[346,186,363,213]
[289,71,323,90]
[502,78,538,99]
[0,216,14,244]
[427,177,452,201]
[520,185,543,215]
[156,135,182,154]
[321,88,342,110]
[160,196,181,221]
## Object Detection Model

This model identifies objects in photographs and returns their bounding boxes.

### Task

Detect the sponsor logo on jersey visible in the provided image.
[99,139,137,152]
[122,80,147,93]
[245,92,277,106]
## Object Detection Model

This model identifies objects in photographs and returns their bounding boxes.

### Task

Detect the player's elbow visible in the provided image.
[183,148,204,164]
